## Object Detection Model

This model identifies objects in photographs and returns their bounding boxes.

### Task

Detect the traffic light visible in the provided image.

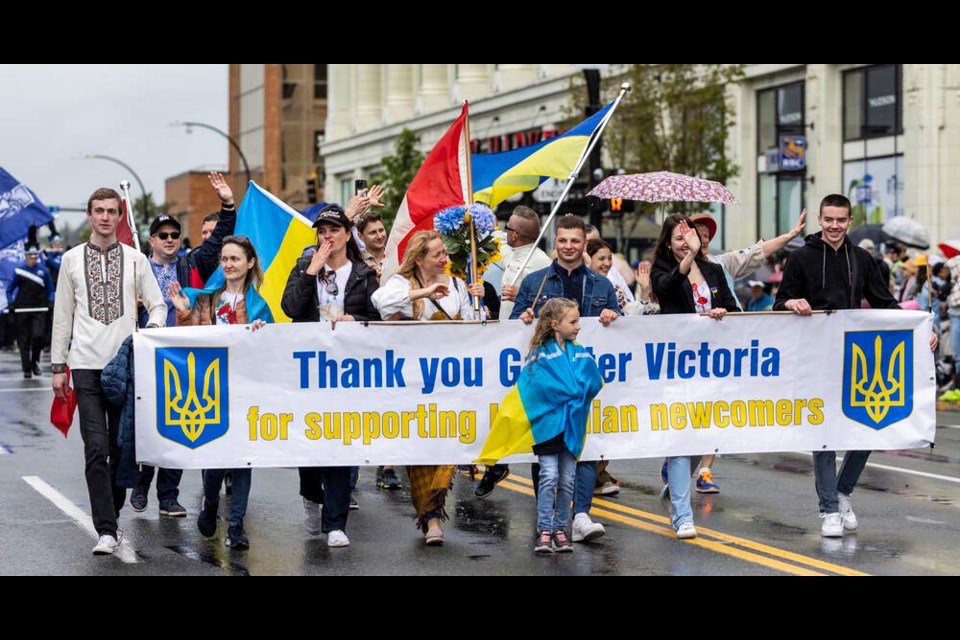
[306,172,318,204]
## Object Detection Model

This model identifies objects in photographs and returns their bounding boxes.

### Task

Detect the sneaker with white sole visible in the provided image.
[676,521,698,540]
[838,493,858,532]
[327,530,350,548]
[820,512,843,538]
[92,534,119,555]
[594,481,620,496]
[303,497,321,536]
[571,513,605,542]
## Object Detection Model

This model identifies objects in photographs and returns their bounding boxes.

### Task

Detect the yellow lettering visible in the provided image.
[602,406,619,433]
[261,413,278,441]
[670,403,686,430]
[324,412,341,440]
[440,409,457,438]
[748,400,774,426]
[247,406,260,441]
[363,413,381,445]
[731,401,748,428]
[343,412,361,445]
[620,405,638,433]
[458,411,476,444]
[793,399,807,425]
[687,402,712,429]
[713,401,729,428]
[775,400,792,426]
[808,398,825,425]
[304,412,322,441]
[382,412,399,439]
[650,404,668,431]
[279,413,292,440]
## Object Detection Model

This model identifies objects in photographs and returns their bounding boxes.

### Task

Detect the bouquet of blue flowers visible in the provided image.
[433,204,502,281]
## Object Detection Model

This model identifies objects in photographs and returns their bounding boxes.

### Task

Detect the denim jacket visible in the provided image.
[509,260,622,319]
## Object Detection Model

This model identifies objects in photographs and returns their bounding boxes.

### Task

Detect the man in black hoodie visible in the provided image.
[774,194,937,538]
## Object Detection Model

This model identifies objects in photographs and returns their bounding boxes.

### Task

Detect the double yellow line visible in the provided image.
[497,474,868,577]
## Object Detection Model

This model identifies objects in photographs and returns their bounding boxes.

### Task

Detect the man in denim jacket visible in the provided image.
[507,214,621,543]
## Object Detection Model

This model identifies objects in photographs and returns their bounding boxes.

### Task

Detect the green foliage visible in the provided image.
[379,129,425,230]
[585,64,745,217]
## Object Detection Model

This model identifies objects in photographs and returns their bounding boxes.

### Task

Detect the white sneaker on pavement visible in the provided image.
[92,534,119,555]
[820,512,843,538]
[303,498,321,536]
[838,493,858,532]
[571,513,605,542]
[327,530,350,548]
[676,521,698,540]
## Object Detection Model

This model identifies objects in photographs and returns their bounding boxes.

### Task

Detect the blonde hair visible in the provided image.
[396,230,443,320]
[528,298,579,357]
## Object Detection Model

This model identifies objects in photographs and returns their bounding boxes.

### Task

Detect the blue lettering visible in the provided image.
[386,350,405,388]
[441,357,461,387]
[750,340,760,377]
[678,350,696,379]
[713,349,731,377]
[463,357,483,388]
[500,349,522,387]
[341,358,360,388]
[761,348,781,376]
[667,343,677,379]
[419,358,439,394]
[293,351,315,388]
[318,351,337,389]
[646,343,666,381]
[698,342,711,378]
[617,352,632,382]
[599,354,617,383]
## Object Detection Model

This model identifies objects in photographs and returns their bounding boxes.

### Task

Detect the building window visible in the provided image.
[843,156,904,226]
[314,64,328,100]
[314,130,325,163]
[756,82,806,238]
[843,65,902,141]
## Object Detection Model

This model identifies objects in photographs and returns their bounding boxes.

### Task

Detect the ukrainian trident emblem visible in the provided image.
[842,331,913,430]
[155,348,229,448]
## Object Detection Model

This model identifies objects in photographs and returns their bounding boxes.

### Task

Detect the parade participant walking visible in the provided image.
[131,171,237,517]
[510,214,620,543]
[479,298,603,553]
[170,236,267,549]
[7,246,54,378]
[651,215,740,539]
[357,211,388,282]
[51,188,166,555]
[474,206,552,499]
[372,230,484,545]
[281,205,380,548]
[774,194,937,537]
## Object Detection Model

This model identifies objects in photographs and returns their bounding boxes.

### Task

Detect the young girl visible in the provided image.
[170,235,267,550]
[478,298,603,553]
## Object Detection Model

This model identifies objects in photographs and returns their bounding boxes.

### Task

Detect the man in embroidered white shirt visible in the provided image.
[51,187,166,556]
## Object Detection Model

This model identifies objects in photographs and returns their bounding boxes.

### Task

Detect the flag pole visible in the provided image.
[119,180,141,253]
[506,82,631,286]
[462,101,481,315]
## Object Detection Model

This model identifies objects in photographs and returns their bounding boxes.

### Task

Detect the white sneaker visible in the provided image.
[838,493,858,532]
[571,513,605,542]
[92,534,119,555]
[327,530,350,548]
[820,512,843,538]
[676,521,698,539]
[303,498,321,536]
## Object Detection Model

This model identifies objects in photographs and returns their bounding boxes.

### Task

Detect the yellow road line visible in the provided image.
[497,475,868,577]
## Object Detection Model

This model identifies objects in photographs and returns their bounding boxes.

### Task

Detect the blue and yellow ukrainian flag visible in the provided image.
[471,103,613,208]
[476,341,603,465]
[186,183,316,323]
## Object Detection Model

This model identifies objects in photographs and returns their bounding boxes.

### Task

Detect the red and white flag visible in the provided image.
[383,104,470,272]
[118,193,137,248]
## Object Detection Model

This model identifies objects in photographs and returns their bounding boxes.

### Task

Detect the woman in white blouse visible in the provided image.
[371,230,483,546]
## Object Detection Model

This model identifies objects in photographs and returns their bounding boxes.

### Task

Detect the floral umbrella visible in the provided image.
[587,171,738,205]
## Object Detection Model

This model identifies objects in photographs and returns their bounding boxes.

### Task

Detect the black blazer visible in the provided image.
[651,256,740,315]
[281,257,381,322]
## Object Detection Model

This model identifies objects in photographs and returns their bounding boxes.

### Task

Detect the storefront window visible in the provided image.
[843,65,902,141]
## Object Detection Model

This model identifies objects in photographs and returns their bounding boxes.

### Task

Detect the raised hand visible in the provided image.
[168,281,192,313]
[367,184,385,208]
[791,209,807,239]
[306,241,333,276]
[679,220,701,256]
[208,172,235,206]
[635,261,653,299]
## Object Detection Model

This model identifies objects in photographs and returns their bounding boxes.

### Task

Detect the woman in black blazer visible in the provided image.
[648,214,739,541]
[651,214,740,317]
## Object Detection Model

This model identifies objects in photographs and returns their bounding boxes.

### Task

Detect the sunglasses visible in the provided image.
[320,271,339,297]
[155,231,181,241]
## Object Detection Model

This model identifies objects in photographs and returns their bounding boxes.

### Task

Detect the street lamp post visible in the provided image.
[84,153,149,226]
[173,121,251,187]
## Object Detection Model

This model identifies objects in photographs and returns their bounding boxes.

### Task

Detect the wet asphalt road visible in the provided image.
[2,350,959,576]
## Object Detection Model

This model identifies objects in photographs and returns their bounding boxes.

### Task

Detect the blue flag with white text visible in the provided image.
[0,168,54,250]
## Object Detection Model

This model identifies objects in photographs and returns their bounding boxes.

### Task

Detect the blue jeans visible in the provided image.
[531,460,598,516]
[536,450,577,532]
[203,468,251,528]
[813,450,870,514]
[950,311,960,378]
[666,456,694,529]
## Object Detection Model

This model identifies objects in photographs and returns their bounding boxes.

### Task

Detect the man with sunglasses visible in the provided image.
[131,172,236,518]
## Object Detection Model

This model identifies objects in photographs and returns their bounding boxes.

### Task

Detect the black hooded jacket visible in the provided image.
[773,232,898,312]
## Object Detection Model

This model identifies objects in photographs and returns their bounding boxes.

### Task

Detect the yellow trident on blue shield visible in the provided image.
[156,348,229,449]
[842,331,913,430]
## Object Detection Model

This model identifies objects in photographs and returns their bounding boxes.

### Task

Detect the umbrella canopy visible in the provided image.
[587,171,738,205]
[847,223,889,248]
[939,240,960,260]
[882,216,929,249]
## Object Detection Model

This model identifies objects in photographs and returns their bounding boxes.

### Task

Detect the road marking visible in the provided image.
[0,444,10,454]
[499,475,867,576]
[22,476,138,564]
[0,388,51,393]
[861,461,960,485]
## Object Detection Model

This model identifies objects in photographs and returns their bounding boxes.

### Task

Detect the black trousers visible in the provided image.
[73,369,126,537]
[16,311,45,372]
[298,467,352,533]
[136,465,183,502]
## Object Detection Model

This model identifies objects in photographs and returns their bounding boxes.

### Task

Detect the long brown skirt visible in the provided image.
[406,465,456,532]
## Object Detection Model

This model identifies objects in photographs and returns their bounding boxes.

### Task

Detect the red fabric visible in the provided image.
[189,266,205,289]
[50,366,77,438]
[117,199,135,247]
[385,104,470,263]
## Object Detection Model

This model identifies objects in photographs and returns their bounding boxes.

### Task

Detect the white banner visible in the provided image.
[134,311,935,469]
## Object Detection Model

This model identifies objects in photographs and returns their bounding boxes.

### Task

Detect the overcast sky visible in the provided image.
[0,64,228,228]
